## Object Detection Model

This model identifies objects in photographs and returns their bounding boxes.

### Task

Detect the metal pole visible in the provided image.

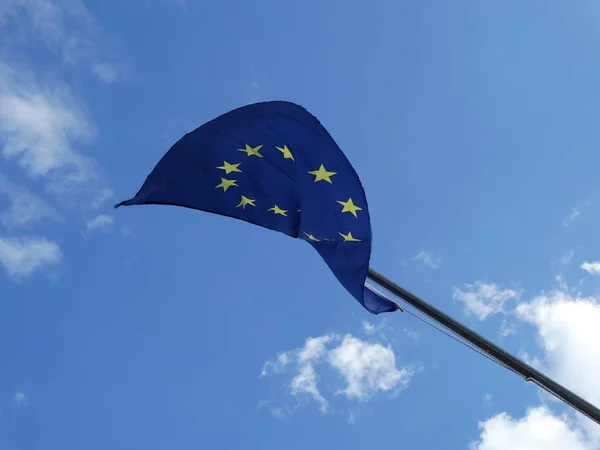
[367,267,600,426]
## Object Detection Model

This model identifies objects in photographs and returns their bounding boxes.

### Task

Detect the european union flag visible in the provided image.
[116,101,398,314]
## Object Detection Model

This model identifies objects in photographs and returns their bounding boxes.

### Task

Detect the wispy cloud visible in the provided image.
[11,392,29,408]
[412,250,442,269]
[84,214,114,236]
[563,207,581,227]
[268,406,289,420]
[0,59,97,193]
[89,187,114,210]
[360,317,390,341]
[580,261,600,276]
[0,0,121,281]
[453,281,522,321]
[0,236,62,280]
[92,63,121,84]
[249,81,260,102]
[290,363,328,413]
[362,321,376,335]
[0,173,62,228]
[260,352,291,377]
[0,0,128,84]
[498,318,516,337]
[403,328,420,342]
[256,400,294,420]
[483,393,492,405]
[120,226,135,238]
[561,249,575,265]
[0,0,120,202]
[261,333,416,416]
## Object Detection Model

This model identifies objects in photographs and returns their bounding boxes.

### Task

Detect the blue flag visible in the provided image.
[116,101,398,314]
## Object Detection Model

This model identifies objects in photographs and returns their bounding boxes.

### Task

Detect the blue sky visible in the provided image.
[1,1,600,449]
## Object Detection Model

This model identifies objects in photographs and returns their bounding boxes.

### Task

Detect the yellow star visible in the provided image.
[337,197,363,218]
[215,178,238,192]
[309,164,336,183]
[236,195,256,209]
[275,145,294,161]
[217,161,242,174]
[238,144,263,157]
[339,231,361,242]
[303,232,320,241]
[268,205,288,216]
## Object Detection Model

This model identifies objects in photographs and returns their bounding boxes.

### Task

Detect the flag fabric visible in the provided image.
[116,101,398,314]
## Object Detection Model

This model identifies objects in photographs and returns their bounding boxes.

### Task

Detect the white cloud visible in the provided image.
[515,291,600,412]
[261,333,416,415]
[0,236,62,279]
[471,407,591,450]
[84,213,114,235]
[412,250,441,269]
[0,173,61,228]
[580,262,600,276]
[0,60,98,192]
[328,335,413,400]
[298,335,333,364]
[471,286,600,449]
[453,282,522,321]
[0,0,116,202]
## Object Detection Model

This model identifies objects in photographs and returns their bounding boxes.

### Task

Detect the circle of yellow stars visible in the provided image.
[214,144,365,242]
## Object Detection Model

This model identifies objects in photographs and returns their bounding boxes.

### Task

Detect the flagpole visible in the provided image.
[366,268,600,426]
